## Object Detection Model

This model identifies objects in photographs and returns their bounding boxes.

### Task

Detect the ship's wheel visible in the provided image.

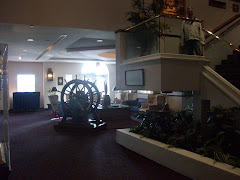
[60,79,93,123]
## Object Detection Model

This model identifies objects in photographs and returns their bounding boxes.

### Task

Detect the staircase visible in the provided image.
[215,47,240,90]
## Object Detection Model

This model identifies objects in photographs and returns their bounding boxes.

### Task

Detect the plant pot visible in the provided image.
[103,95,111,108]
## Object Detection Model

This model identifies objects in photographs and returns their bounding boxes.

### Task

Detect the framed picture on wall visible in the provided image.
[125,69,144,86]
[160,0,185,16]
[233,4,239,12]
[209,0,226,9]
[231,0,240,3]
[58,77,63,85]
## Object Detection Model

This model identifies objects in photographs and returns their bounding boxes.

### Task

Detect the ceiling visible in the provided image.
[0,23,116,64]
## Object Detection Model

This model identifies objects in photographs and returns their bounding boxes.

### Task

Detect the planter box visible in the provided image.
[116,128,240,180]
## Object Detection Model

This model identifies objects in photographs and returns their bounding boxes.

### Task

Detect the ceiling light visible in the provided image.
[97,39,103,43]
[27,39,34,42]
[23,50,27,52]
[18,56,22,60]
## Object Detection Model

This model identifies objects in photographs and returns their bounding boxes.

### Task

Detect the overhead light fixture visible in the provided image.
[27,39,34,42]
[23,50,27,52]
[97,39,103,43]
[47,68,53,81]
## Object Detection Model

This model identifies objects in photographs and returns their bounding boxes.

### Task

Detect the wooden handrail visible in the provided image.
[205,14,240,39]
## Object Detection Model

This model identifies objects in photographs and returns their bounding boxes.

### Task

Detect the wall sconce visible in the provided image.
[47,68,53,81]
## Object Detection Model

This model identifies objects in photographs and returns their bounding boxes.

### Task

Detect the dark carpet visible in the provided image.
[8,111,191,180]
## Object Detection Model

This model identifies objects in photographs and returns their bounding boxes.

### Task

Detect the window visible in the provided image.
[82,62,109,93]
[17,74,35,92]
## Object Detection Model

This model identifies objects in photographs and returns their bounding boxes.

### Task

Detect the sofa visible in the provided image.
[122,98,148,113]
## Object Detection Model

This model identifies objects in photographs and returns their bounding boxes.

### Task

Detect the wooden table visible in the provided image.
[146,109,173,118]
[97,105,131,121]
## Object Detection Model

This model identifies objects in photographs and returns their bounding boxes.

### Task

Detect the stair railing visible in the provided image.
[203,28,240,53]
[202,66,240,106]
[205,14,240,39]
[0,44,11,172]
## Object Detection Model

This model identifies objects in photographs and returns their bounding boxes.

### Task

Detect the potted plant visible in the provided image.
[102,81,110,108]
[126,0,169,55]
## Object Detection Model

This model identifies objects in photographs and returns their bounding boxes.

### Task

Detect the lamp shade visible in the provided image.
[51,87,58,92]
[47,68,53,81]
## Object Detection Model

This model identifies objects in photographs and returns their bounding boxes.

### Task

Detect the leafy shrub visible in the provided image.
[130,106,240,167]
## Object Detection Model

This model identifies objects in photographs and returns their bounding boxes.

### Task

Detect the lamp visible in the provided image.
[47,68,53,81]
[51,87,58,92]
[51,87,58,95]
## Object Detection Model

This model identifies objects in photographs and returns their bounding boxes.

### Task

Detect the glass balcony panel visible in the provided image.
[125,18,161,60]
[121,15,237,62]
[122,16,205,60]
[161,16,182,54]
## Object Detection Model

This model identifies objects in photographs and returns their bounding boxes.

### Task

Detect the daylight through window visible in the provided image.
[17,74,35,92]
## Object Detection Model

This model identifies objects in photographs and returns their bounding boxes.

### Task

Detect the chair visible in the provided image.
[48,94,59,116]
[139,94,166,112]
[114,93,128,104]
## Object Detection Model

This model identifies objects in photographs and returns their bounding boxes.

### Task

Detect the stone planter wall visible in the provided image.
[116,128,240,180]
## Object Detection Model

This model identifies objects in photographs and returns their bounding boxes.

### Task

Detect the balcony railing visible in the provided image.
[117,14,239,62]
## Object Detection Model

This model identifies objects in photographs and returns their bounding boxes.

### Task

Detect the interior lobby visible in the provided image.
[0,0,240,179]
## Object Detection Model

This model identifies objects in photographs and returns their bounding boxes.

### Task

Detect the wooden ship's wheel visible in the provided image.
[54,79,106,131]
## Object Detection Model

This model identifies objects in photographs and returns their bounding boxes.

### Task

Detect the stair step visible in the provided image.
[221,60,240,65]
[219,75,240,80]
[228,81,240,89]
[214,48,240,91]
[216,69,239,73]
[215,64,240,70]
[228,54,240,61]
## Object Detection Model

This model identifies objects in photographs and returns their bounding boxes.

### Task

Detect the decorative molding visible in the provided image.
[121,53,208,66]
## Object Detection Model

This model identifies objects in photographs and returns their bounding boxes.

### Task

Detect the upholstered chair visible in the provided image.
[48,94,59,114]
[139,94,166,112]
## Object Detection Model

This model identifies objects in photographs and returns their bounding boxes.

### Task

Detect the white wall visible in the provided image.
[200,75,239,108]
[43,62,116,108]
[43,62,84,108]
[187,0,240,30]
[8,62,44,109]
[106,64,116,103]
[0,0,132,31]
[0,0,239,32]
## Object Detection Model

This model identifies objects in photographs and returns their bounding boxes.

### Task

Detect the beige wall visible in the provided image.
[0,0,132,31]
[187,0,239,30]
[0,0,238,32]
[8,61,116,109]
[8,62,44,109]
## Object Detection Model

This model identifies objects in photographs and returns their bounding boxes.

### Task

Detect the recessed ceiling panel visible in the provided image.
[66,38,115,52]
